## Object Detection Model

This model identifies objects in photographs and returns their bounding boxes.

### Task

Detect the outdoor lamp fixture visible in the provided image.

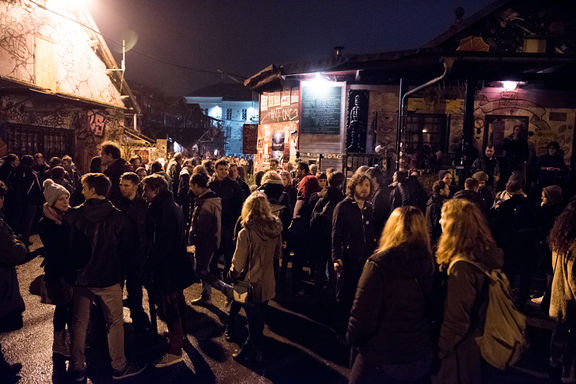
[501,81,518,91]
[306,73,333,96]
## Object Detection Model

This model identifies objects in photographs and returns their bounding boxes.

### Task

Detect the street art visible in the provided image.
[88,110,107,137]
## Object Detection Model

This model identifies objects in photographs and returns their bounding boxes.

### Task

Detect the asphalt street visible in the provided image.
[0,236,557,384]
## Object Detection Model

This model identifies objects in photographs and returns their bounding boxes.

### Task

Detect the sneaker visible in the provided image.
[190,295,212,306]
[153,353,183,368]
[69,369,86,382]
[112,362,147,380]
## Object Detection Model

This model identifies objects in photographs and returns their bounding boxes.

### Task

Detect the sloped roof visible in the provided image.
[189,82,253,101]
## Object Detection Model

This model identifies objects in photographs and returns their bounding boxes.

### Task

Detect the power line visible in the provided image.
[26,0,246,80]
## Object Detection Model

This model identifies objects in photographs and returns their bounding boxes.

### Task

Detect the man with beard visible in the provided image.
[332,172,376,334]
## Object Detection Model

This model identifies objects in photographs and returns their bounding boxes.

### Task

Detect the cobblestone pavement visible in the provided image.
[0,236,555,383]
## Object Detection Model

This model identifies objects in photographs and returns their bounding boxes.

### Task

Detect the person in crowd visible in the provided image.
[472,171,493,213]
[150,161,172,191]
[537,141,568,189]
[453,178,485,214]
[438,170,457,197]
[503,125,529,182]
[280,170,297,210]
[89,156,102,173]
[310,171,346,303]
[0,180,27,383]
[142,174,191,368]
[129,155,142,172]
[406,172,428,212]
[65,173,145,381]
[101,142,131,203]
[347,206,435,384]
[5,155,43,244]
[189,173,233,305]
[252,170,266,191]
[547,197,576,383]
[309,163,318,176]
[366,168,391,235]
[177,160,194,223]
[471,145,500,189]
[45,157,63,181]
[62,155,81,191]
[389,171,410,209]
[332,172,376,334]
[37,179,73,359]
[492,173,526,210]
[0,154,19,183]
[268,158,279,172]
[33,153,49,177]
[135,167,148,181]
[290,174,322,294]
[50,166,73,193]
[116,172,151,332]
[229,191,282,362]
[425,180,449,247]
[202,159,214,176]
[316,172,328,192]
[167,153,184,194]
[208,159,243,280]
[295,162,310,185]
[491,174,537,311]
[435,199,503,383]
[230,163,250,201]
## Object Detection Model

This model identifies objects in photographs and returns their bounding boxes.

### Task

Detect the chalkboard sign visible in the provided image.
[300,84,342,135]
[242,124,258,154]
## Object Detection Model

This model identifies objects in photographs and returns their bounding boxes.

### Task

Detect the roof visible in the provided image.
[188,82,253,101]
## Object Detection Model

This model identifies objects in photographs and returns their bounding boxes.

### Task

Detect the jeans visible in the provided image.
[195,248,231,299]
[157,291,186,356]
[243,301,267,350]
[70,284,126,372]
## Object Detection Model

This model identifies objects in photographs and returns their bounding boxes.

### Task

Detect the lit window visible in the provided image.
[226,109,232,120]
[242,109,247,120]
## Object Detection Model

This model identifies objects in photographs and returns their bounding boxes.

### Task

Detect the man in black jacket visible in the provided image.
[65,173,145,381]
[208,159,243,279]
[425,180,449,247]
[116,172,150,332]
[102,142,131,204]
[332,172,376,332]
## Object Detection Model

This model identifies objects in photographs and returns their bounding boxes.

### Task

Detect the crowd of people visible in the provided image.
[1,139,576,384]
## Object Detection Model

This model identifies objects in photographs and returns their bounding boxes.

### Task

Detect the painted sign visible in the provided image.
[300,82,343,135]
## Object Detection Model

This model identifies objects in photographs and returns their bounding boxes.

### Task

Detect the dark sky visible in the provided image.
[88,0,494,96]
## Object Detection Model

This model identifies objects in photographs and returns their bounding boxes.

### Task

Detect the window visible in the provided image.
[403,113,448,154]
[201,108,208,115]
[7,124,75,159]
[242,109,247,120]
[226,108,232,120]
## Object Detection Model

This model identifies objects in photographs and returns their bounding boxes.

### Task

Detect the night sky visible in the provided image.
[88,0,494,96]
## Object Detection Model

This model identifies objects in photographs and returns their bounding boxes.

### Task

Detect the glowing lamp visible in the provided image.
[502,81,518,91]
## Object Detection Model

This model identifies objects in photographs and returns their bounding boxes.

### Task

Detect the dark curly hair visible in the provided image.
[346,172,372,197]
[548,197,576,256]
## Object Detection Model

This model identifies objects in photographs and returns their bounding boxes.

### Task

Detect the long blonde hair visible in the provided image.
[241,191,275,225]
[436,199,502,269]
[378,206,431,254]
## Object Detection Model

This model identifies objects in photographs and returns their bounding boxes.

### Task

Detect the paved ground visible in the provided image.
[0,236,557,383]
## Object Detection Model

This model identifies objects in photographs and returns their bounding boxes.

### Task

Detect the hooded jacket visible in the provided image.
[231,217,282,303]
[64,198,133,287]
[347,244,435,364]
[190,190,221,253]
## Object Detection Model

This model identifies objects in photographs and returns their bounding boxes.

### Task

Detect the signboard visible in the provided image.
[260,89,299,125]
[300,82,343,135]
[242,124,258,154]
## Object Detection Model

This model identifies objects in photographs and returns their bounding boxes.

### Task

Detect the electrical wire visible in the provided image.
[26,0,246,79]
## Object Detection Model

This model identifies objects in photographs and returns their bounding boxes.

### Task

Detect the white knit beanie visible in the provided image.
[43,179,70,206]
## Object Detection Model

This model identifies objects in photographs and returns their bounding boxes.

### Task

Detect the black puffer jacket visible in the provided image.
[38,216,71,279]
[104,158,131,204]
[145,190,191,294]
[348,244,435,364]
[208,177,243,227]
[64,199,133,287]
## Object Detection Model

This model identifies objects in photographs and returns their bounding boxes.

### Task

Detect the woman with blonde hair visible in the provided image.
[229,191,282,362]
[435,199,503,384]
[347,206,436,384]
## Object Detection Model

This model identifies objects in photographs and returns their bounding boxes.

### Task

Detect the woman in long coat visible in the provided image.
[229,191,282,362]
[435,199,503,384]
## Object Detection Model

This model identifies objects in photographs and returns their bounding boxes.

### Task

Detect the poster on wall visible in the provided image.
[272,131,285,159]
[242,124,258,154]
[300,81,343,135]
[254,121,298,170]
[345,90,369,153]
[260,88,299,125]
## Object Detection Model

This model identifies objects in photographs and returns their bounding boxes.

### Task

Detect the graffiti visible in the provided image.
[88,110,107,137]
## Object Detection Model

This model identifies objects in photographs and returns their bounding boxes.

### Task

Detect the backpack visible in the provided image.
[449,259,527,370]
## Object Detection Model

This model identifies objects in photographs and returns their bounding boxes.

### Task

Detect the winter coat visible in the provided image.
[145,190,191,294]
[425,193,447,245]
[104,158,132,204]
[371,187,391,236]
[549,245,576,325]
[389,182,410,209]
[310,186,345,246]
[167,160,182,193]
[230,217,282,303]
[6,165,43,205]
[436,258,492,384]
[114,195,148,269]
[453,189,486,215]
[64,198,133,287]
[290,195,315,242]
[471,156,500,186]
[177,167,192,207]
[189,190,222,254]
[347,244,435,365]
[0,217,27,327]
[208,177,243,227]
[38,216,72,279]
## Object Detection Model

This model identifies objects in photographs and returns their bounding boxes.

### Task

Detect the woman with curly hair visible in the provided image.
[548,197,576,382]
[347,206,435,384]
[435,199,503,384]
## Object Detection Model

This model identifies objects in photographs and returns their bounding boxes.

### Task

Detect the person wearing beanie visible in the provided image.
[37,179,73,360]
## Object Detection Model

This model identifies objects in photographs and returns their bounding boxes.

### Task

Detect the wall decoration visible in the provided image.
[346,90,369,153]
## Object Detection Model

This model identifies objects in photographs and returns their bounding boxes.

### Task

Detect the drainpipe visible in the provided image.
[396,60,450,170]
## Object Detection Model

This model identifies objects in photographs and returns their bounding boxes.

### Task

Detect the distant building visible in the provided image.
[185,83,258,155]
